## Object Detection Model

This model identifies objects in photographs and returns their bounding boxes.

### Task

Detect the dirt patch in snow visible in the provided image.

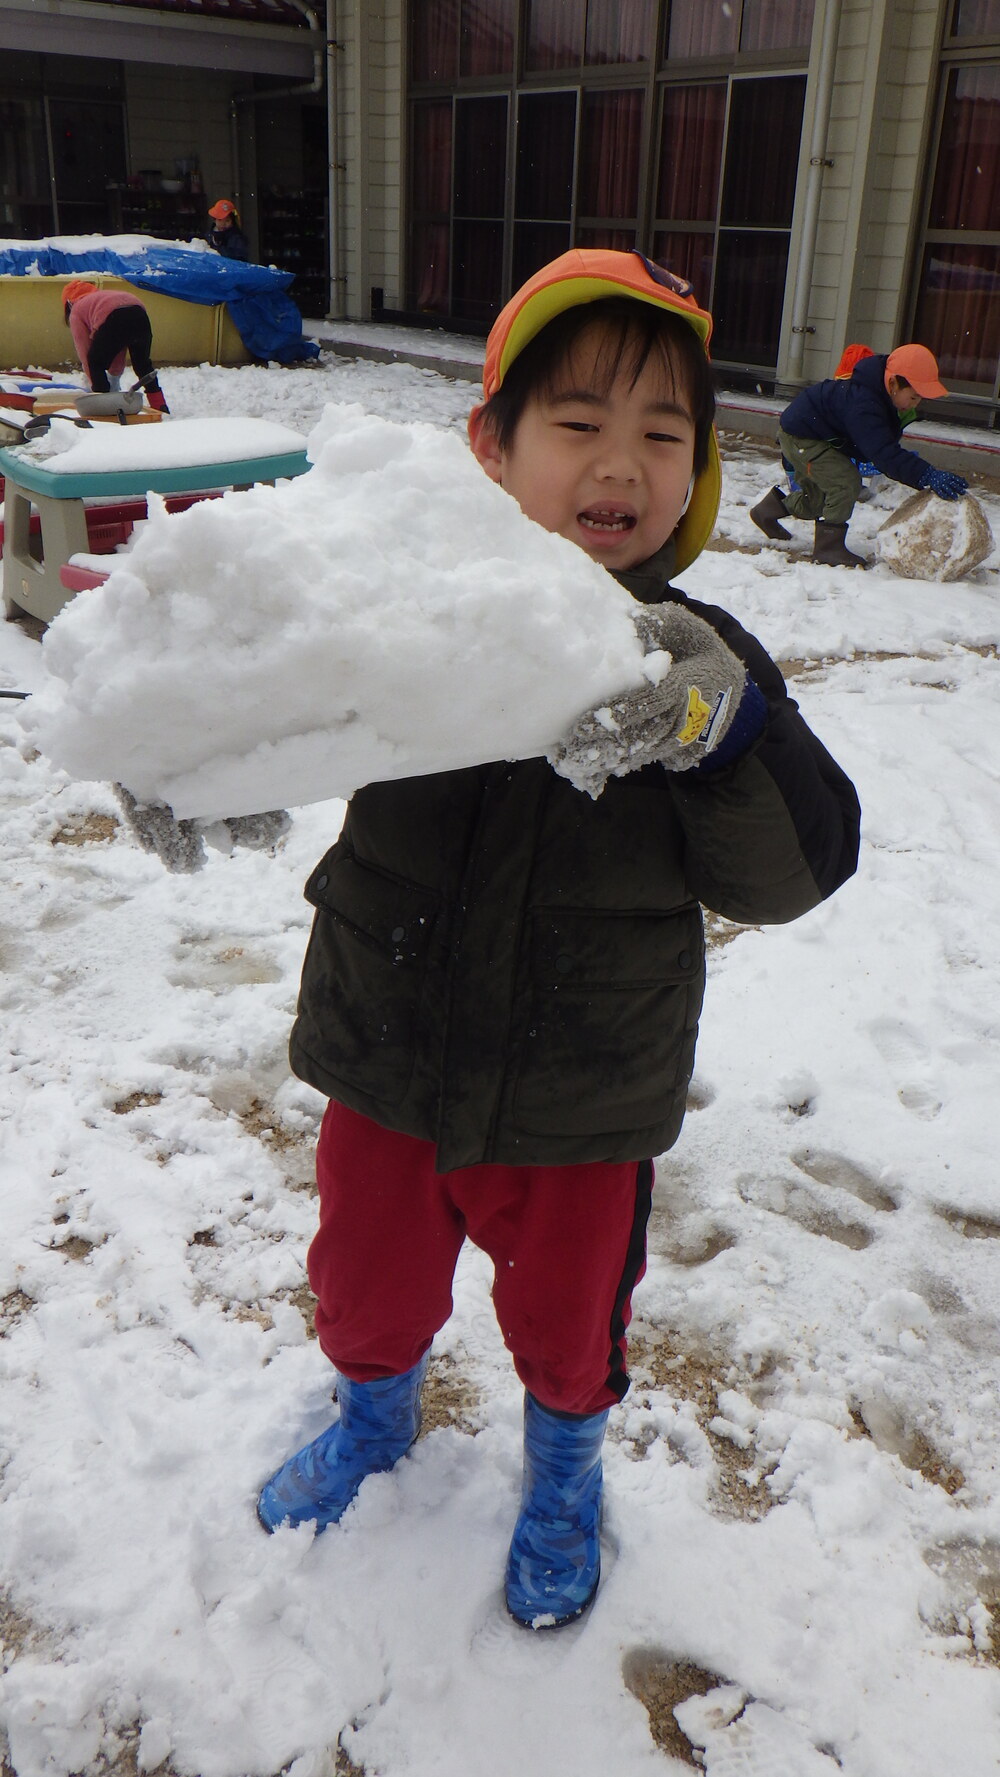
[703,910,759,950]
[625,1331,778,1521]
[419,1353,482,1436]
[0,1291,34,1335]
[622,1647,726,1767]
[51,812,120,846]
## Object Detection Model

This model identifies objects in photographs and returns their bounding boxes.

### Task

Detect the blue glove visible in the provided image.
[918,465,968,501]
[852,459,878,478]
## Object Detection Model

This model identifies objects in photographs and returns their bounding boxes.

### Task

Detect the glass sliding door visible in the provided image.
[714,74,805,362]
[512,89,576,291]
[405,0,810,357]
[911,60,1000,401]
[653,73,805,366]
[453,95,509,321]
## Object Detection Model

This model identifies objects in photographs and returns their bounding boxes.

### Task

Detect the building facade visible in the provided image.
[0,0,331,314]
[1,0,998,423]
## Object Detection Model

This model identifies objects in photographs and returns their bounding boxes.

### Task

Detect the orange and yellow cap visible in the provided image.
[209,199,238,221]
[480,249,720,571]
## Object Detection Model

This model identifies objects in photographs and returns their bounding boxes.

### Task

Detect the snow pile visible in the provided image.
[10,414,306,472]
[0,232,210,258]
[24,404,649,820]
[875,488,994,582]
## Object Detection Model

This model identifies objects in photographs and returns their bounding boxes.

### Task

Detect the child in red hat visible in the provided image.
[257,249,861,1629]
[751,342,967,566]
[207,198,250,262]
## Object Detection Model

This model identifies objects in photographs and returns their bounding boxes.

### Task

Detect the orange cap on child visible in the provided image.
[885,344,948,399]
[208,199,238,220]
[62,279,98,306]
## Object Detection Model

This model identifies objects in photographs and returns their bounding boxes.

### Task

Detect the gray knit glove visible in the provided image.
[550,606,753,798]
[115,786,290,873]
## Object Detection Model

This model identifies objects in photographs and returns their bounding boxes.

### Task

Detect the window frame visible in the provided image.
[904,32,1000,421]
[404,0,814,371]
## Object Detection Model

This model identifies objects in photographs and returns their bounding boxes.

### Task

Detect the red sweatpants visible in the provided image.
[307,1100,653,1416]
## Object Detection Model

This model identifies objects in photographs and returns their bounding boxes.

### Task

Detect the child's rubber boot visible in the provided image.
[504,1394,610,1630]
[749,486,792,540]
[811,520,866,567]
[257,1354,428,1533]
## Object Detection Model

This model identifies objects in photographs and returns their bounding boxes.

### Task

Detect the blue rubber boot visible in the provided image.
[504,1394,610,1629]
[257,1354,428,1533]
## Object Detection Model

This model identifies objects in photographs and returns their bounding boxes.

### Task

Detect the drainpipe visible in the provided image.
[232,0,324,107]
[326,0,343,319]
[228,0,342,318]
[785,0,843,383]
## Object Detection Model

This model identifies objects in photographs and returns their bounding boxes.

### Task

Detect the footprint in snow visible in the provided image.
[934,1205,1000,1241]
[790,1148,899,1213]
[677,1694,843,1775]
[866,1017,943,1119]
[736,1174,873,1249]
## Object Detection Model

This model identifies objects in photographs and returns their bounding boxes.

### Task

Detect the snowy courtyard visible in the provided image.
[1,350,999,1776]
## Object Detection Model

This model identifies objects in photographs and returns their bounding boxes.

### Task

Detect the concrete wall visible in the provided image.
[779,0,948,388]
[336,0,404,321]
[123,63,238,206]
[845,0,947,349]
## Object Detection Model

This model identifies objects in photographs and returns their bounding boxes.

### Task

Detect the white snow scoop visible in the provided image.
[32,373,157,421]
[74,388,146,418]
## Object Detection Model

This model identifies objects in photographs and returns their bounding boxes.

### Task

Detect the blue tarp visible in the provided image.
[0,240,321,365]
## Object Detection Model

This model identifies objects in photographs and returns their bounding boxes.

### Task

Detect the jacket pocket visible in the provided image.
[296,844,440,1107]
[512,907,704,1138]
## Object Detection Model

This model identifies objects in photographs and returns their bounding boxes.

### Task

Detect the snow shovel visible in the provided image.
[72,371,162,421]
[1,409,93,444]
[74,388,145,418]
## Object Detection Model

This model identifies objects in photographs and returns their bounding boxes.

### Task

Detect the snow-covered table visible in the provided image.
[0,416,309,624]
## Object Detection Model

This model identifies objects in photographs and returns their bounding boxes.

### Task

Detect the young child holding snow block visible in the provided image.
[259,249,862,1629]
[750,342,967,568]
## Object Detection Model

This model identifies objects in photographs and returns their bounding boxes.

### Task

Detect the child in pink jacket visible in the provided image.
[63,280,169,412]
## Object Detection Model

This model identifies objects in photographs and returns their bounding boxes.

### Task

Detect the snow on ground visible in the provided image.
[1,351,1000,1777]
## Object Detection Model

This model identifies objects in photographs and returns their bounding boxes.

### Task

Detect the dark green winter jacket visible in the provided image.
[289,546,861,1171]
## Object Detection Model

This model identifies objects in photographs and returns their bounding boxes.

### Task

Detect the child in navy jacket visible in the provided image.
[751,343,967,566]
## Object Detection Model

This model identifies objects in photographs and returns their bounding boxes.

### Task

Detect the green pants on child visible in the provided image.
[777,429,862,525]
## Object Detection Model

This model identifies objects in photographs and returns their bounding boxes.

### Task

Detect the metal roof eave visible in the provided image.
[0,0,316,77]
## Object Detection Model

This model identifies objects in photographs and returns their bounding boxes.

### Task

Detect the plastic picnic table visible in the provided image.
[0,416,309,623]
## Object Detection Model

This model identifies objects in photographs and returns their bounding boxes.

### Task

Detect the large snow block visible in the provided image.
[875,488,994,583]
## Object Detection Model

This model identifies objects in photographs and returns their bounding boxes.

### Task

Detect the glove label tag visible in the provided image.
[679,683,731,748]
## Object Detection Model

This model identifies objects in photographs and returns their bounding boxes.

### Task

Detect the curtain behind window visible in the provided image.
[740,0,815,52]
[525,0,585,70]
[411,0,459,80]
[460,0,516,75]
[585,0,655,63]
[657,83,725,222]
[668,0,739,58]
[913,244,1000,383]
[929,65,1000,232]
[579,89,644,218]
[950,0,1000,34]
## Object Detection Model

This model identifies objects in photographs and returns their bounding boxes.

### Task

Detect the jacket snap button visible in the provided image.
[315,874,328,890]
[555,953,573,975]
[391,925,406,943]
[678,949,692,969]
